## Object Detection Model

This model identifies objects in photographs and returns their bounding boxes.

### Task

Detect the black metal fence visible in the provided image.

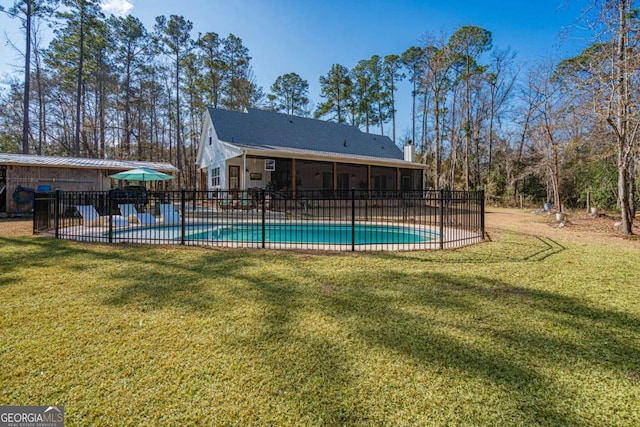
[33,189,484,251]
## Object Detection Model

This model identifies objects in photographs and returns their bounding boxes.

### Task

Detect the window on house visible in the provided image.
[210,167,220,187]
[209,127,213,145]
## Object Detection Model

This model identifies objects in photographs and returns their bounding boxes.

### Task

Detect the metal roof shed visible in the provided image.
[0,153,177,215]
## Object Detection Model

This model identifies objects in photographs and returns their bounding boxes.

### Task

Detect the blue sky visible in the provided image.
[0,0,591,142]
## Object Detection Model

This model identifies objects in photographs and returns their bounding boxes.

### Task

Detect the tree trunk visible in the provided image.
[22,0,32,154]
[464,75,471,191]
[488,85,495,177]
[124,55,132,158]
[412,70,416,144]
[615,0,634,234]
[99,75,106,158]
[421,92,428,158]
[34,30,46,155]
[378,100,384,136]
[552,142,561,211]
[74,4,85,157]
[434,96,441,191]
[176,51,182,190]
[449,81,458,189]
[391,79,396,143]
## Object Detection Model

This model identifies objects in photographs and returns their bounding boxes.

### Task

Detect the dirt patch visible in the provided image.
[485,207,640,249]
[0,218,33,238]
[557,211,638,236]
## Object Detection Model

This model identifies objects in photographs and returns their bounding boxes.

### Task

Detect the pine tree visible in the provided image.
[110,14,151,159]
[48,0,104,157]
[196,32,224,108]
[269,72,309,116]
[401,46,425,145]
[448,25,492,190]
[221,34,261,111]
[419,38,454,189]
[6,0,58,154]
[315,64,352,123]
[350,58,376,132]
[382,54,404,143]
[154,14,193,189]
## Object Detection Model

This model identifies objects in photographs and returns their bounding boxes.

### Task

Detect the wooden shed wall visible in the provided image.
[3,166,109,214]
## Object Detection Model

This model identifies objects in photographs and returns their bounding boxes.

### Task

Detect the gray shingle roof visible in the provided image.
[0,153,178,172]
[209,107,404,161]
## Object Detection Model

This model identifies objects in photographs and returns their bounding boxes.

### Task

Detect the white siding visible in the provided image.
[197,111,243,191]
[245,157,271,189]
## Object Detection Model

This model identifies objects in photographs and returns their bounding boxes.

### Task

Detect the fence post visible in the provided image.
[108,191,113,243]
[439,189,444,250]
[351,189,355,252]
[181,189,186,245]
[480,190,485,240]
[402,193,407,221]
[32,194,37,235]
[261,189,266,249]
[54,190,60,239]
[365,191,368,221]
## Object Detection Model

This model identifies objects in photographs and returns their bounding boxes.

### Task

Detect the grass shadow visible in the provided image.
[370,230,568,265]
[310,268,640,426]
[2,234,638,424]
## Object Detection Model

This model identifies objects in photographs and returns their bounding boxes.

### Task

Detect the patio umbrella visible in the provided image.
[109,167,175,182]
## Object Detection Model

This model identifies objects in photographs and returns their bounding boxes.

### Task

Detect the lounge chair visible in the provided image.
[238,199,253,210]
[218,197,234,210]
[159,204,180,224]
[118,204,156,225]
[75,205,129,227]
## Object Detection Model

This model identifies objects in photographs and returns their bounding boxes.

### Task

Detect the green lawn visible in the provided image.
[0,230,639,426]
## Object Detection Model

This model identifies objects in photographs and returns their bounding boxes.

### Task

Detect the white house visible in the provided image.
[196,107,426,196]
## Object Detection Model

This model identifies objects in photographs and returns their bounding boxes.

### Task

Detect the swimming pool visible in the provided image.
[111,222,438,245]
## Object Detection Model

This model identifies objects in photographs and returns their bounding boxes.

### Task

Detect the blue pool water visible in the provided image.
[112,222,437,245]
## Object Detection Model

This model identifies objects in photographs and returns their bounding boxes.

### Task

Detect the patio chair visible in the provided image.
[238,199,253,210]
[118,204,156,226]
[75,205,129,228]
[218,197,234,210]
[159,203,181,224]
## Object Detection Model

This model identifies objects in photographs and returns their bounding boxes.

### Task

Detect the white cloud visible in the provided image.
[101,0,134,16]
